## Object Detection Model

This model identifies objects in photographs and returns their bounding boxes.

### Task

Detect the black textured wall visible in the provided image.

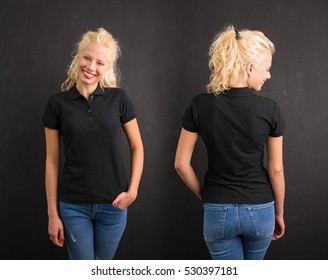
[1,0,327,260]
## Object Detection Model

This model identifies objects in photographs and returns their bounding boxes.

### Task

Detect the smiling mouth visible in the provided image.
[83,70,96,79]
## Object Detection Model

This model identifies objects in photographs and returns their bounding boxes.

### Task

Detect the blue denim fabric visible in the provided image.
[203,201,275,260]
[59,201,127,260]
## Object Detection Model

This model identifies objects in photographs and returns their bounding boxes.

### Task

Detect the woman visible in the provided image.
[175,25,285,260]
[43,27,144,260]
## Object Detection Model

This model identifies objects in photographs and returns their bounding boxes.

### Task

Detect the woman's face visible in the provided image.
[247,53,272,91]
[76,42,109,88]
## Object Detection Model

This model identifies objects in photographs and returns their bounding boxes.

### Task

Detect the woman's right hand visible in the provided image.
[48,216,65,247]
[272,215,285,240]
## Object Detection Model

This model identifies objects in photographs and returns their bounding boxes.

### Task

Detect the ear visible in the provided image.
[246,63,254,76]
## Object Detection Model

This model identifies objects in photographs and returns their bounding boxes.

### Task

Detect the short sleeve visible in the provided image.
[270,103,285,137]
[120,91,137,124]
[42,95,61,130]
[182,98,198,132]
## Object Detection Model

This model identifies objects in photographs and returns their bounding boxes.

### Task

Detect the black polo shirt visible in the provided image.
[43,85,136,204]
[182,87,285,204]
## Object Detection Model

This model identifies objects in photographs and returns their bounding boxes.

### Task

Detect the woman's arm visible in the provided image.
[44,128,65,247]
[113,118,144,209]
[174,128,202,199]
[267,136,285,240]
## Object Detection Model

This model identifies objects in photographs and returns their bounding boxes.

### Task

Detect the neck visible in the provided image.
[230,77,248,88]
[76,82,98,99]
[230,81,248,88]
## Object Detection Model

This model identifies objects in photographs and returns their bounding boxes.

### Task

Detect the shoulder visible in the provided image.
[254,94,279,109]
[48,86,81,100]
[254,95,285,122]
[190,92,216,105]
[45,91,69,105]
[190,93,218,113]
[103,87,126,96]
[103,87,132,100]
[192,92,214,100]
[103,88,136,115]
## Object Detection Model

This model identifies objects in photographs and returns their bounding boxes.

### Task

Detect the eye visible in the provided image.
[83,56,91,61]
[97,62,105,66]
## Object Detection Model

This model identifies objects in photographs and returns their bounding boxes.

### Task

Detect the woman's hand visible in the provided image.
[48,216,65,247]
[272,215,285,240]
[112,191,137,209]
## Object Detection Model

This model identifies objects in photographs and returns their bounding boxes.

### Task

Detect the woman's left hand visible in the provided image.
[112,191,137,209]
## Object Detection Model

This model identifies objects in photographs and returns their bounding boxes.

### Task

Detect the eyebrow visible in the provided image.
[83,53,106,64]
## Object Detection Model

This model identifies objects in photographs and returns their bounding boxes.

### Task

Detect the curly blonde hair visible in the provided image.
[207,25,275,94]
[61,27,120,91]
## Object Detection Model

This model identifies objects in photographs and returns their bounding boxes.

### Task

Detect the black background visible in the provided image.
[1,0,327,260]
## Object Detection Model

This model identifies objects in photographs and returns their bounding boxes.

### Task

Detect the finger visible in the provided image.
[58,229,65,245]
[272,229,284,240]
[49,235,60,246]
[113,192,126,206]
[117,197,129,209]
[49,232,64,247]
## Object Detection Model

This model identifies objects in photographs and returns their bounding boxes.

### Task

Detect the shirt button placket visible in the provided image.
[89,108,93,121]
[87,94,95,126]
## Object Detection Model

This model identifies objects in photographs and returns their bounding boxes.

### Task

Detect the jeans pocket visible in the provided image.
[247,202,275,238]
[203,204,227,242]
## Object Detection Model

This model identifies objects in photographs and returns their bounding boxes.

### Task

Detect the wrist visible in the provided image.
[127,189,138,200]
[48,210,59,219]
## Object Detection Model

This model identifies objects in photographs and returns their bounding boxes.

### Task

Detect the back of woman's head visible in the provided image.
[207,25,275,94]
[62,27,120,91]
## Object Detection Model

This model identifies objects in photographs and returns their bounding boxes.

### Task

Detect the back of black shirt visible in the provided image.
[182,88,285,204]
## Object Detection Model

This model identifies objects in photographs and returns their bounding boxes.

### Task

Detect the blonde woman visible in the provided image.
[175,25,285,260]
[43,28,144,259]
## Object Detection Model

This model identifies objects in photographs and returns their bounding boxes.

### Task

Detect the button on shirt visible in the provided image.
[43,85,137,204]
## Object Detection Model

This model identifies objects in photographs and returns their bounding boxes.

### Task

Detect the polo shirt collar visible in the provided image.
[224,87,255,96]
[67,84,105,100]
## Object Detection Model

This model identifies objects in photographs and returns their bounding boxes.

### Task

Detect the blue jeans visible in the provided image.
[59,201,127,260]
[203,201,275,260]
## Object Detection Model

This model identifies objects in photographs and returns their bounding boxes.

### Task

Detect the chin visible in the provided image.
[256,84,264,91]
[250,86,261,92]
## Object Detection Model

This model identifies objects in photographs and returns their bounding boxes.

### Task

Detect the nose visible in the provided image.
[267,72,271,80]
[86,60,96,71]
